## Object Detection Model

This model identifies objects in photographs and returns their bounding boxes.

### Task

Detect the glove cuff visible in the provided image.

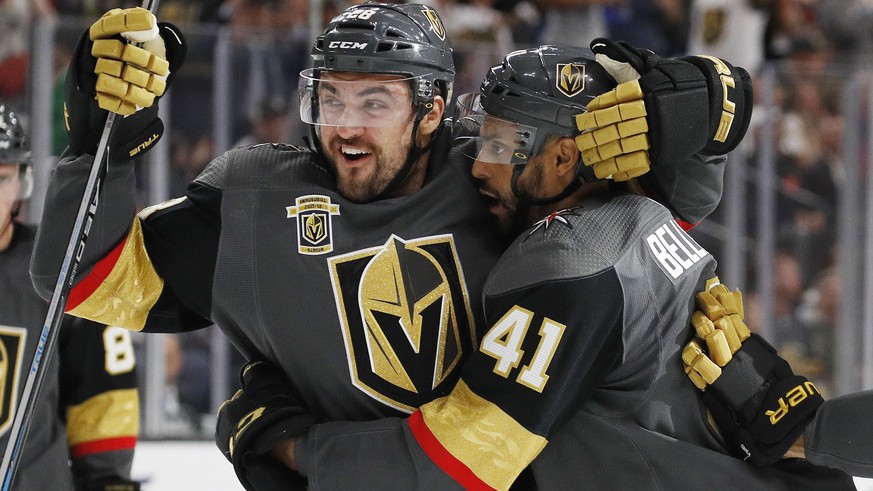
[748,374,823,447]
[682,55,753,156]
[230,407,315,460]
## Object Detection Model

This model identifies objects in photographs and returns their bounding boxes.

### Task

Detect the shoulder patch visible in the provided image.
[286,194,341,255]
[645,220,709,283]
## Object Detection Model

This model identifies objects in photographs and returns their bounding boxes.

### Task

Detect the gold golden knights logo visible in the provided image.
[329,234,476,413]
[0,326,26,437]
[286,195,341,255]
[422,7,446,41]
[556,63,586,98]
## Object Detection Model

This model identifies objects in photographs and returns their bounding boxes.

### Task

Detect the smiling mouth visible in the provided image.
[340,145,372,162]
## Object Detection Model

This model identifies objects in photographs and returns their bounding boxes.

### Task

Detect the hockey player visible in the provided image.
[0,105,139,490]
[31,4,751,489]
[218,46,871,490]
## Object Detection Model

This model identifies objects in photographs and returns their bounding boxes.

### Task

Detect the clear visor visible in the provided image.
[452,92,540,165]
[0,164,32,201]
[298,68,420,128]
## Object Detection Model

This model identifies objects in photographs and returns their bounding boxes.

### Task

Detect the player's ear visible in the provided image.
[553,136,581,183]
[417,95,445,142]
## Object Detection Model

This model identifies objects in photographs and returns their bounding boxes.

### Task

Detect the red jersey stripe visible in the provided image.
[70,436,137,458]
[66,236,128,311]
[408,411,495,491]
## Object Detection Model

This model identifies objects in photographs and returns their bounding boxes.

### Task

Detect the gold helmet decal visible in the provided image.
[556,63,586,98]
[422,7,446,41]
[329,234,476,413]
[0,326,26,437]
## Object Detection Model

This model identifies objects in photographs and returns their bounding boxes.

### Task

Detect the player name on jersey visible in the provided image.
[646,220,709,281]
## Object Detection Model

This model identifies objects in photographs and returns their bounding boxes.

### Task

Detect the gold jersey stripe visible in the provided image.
[419,380,547,490]
[68,218,163,331]
[66,388,139,445]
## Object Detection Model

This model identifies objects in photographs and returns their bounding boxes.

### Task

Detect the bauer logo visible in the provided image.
[766,381,820,424]
[556,63,586,98]
[646,220,708,283]
[286,194,341,255]
[0,325,27,437]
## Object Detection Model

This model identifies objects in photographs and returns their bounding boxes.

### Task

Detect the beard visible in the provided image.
[322,130,413,203]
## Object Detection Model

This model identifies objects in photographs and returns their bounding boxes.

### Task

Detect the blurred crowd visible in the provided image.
[4,0,873,432]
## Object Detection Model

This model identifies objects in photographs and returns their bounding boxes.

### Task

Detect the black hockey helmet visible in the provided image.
[454,46,617,204]
[454,45,617,205]
[0,104,33,201]
[302,2,455,123]
[456,45,615,167]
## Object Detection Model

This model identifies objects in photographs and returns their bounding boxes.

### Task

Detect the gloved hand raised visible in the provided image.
[575,38,752,181]
[683,277,823,467]
[65,7,186,161]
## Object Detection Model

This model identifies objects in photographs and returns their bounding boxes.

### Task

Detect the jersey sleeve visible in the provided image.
[296,270,625,491]
[58,316,139,487]
[804,390,873,477]
[31,150,223,333]
[639,152,727,228]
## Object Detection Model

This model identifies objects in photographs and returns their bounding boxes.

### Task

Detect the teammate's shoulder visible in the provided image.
[507,194,669,266]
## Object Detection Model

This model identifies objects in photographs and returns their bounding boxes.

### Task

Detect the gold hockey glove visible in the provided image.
[575,79,650,181]
[65,8,186,161]
[684,277,823,467]
[575,39,752,181]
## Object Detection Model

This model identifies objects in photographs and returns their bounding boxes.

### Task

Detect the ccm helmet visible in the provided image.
[0,104,33,201]
[302,2,454,124]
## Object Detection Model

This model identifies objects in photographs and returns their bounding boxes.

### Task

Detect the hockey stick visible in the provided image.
[0,1,161,488]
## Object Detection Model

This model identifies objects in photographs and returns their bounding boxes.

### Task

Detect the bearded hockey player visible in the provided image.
[0,105,139,490]
[31,4,753,490]
[219,46,871,491]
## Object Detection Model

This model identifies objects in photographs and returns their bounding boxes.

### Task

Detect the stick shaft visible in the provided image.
[0,0,160,487]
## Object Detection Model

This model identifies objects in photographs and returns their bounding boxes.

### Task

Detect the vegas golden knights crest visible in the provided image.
[556,63,585,98]
[286,195,341,255]
[702,8,726,46]
[422,7,446,41]
[0,326,26,437]
[329,234,476,413]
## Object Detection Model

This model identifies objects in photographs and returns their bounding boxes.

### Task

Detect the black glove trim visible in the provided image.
[682,55,753,156]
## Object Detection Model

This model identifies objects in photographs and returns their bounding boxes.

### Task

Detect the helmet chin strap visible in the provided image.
[374,115,439,200]
[510,164,582,206]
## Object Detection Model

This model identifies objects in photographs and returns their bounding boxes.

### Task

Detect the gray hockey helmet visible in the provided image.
[455,45,616,166]
[0,104,33,200]
[302,2,455,125]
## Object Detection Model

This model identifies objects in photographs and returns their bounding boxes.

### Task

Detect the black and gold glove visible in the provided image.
[575,38,752,181]
[683,278,823,467]
[65,7,186,162]
[215,361,315,491]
